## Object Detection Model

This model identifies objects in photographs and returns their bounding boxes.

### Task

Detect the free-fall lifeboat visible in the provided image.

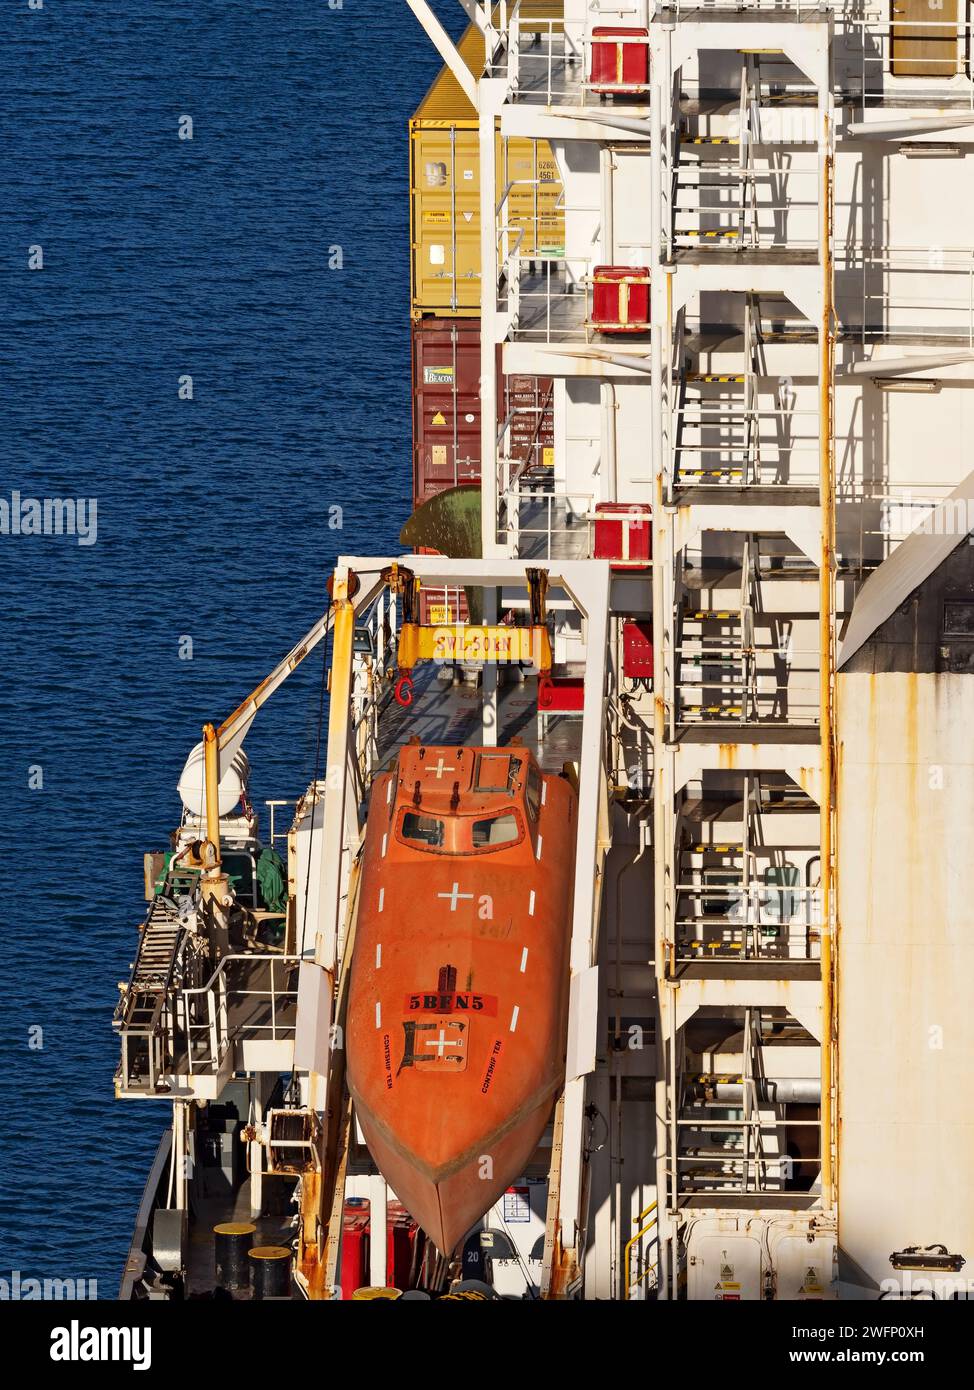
[346,740,577,1255]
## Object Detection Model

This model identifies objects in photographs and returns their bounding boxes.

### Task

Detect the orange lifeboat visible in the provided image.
[346,741,577,1255]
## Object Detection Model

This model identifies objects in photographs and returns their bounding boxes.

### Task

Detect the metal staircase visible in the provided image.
[674,537,758,723]
[650,3,836,1297]
[673,774,819,965]
[114,888,191,1093]
[675,1010,815,1199]
[674,297,764,487]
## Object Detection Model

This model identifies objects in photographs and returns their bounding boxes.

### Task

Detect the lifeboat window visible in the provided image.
[526,765,542,819]
[400,812,445,848]
[475,752,522,794]
[471,812,521,849]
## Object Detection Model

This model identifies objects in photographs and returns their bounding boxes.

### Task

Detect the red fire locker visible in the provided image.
[592,266,651,334]
[594,502,652,569]
[590,27,650,95]
[623,621,654,681]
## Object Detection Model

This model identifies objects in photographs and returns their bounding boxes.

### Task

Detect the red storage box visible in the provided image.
[623,620,654,681]
[538,676,585,713]
[594,502,652,569]
[387,1202,419,1290]
[592,265,651,334]
[590,26,650,94]
[340,1200,371,1298]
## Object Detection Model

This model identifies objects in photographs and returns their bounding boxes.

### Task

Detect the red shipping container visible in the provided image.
[590,26,650,94]
[623,620,654,681]
[594,502,652,569]
[412,320,482,506]
[419,586,469,628]
[412,547,471,628]
[412,320,555,510]
[340,1200,371,1298]
[592,266,651,334]
[503,371,555,475]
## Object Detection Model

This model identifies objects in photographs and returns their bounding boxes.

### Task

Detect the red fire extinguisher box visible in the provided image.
[623,620,654,681]
[594,502,652,569]
[592,266,651,334]
[590,26,650,95]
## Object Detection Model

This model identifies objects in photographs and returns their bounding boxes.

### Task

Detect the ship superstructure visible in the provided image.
[115,0,974,1301]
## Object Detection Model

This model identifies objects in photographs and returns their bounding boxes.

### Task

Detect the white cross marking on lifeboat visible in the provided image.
[425,1028,452,1057]
[431,756,456,779]
[438,882,473,911]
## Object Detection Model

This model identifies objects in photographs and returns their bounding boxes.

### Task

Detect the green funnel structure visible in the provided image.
[399,484,483,559]
[400,485,484,625]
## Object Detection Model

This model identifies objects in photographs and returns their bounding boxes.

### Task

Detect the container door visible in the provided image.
[412,127,480,314]
[891,0,959,78]
[412,322,482,506]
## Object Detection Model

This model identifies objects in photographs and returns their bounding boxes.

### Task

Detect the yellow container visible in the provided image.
[410,19,565,319]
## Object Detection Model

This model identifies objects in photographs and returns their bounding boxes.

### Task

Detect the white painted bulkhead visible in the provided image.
[837,673,974,1297]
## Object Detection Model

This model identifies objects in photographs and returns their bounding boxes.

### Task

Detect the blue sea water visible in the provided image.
[0,0,457,1296]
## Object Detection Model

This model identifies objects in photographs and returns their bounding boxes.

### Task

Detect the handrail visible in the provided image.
[624,1201,659,1300]
[179,952,301,1076]
[499,485,595,560]
[177,951,300,1002]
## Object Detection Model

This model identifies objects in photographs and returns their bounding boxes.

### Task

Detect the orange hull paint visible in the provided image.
[347,743,576,1255]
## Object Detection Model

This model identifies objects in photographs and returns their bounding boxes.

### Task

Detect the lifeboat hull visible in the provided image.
[355,1093,557,1256]
[347,743,576,1254]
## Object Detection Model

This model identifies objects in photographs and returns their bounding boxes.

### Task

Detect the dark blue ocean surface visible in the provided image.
[0,0,459,1296]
